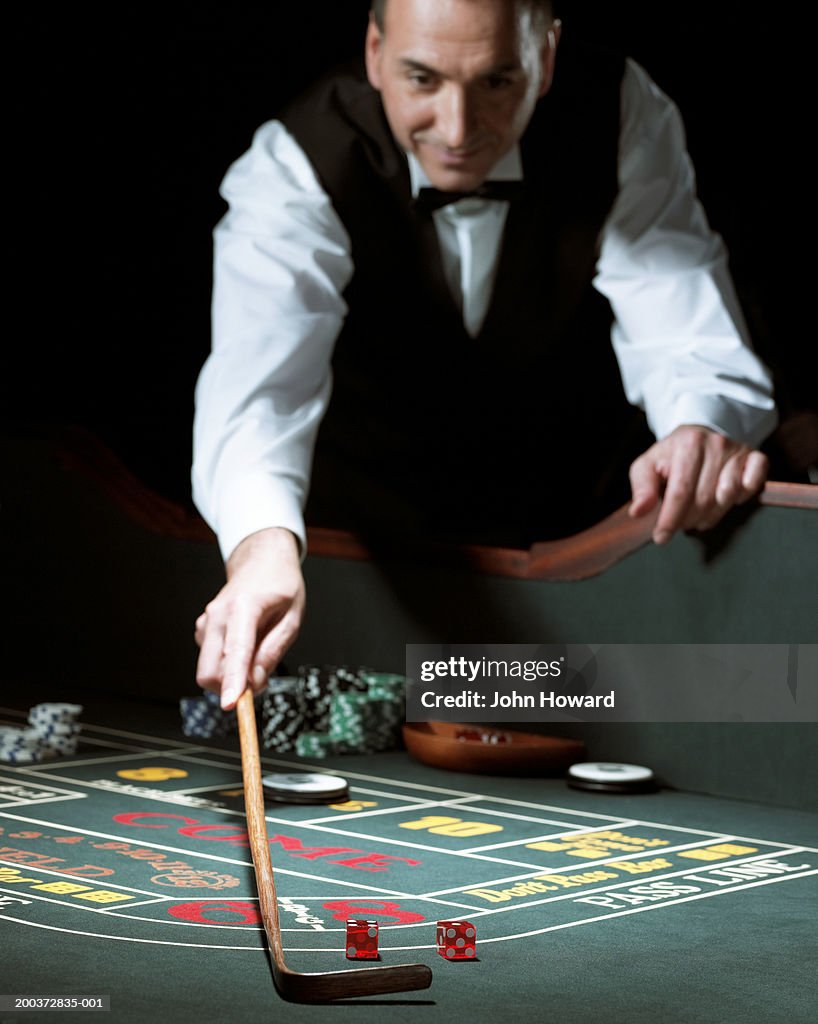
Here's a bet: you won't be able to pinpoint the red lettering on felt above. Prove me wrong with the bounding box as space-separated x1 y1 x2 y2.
113 813 199 829
57 864 114 878
177 824 250 846
101 820 415 875
0 849 64 866
323 900 426 924
168 901 261 925
267 835 361 860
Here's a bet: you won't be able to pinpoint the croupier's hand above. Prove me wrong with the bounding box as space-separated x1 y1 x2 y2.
194 527 305 710
628 424 769 545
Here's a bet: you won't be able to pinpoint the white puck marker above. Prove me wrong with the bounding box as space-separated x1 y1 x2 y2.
568 762 655 784
261 772 349 799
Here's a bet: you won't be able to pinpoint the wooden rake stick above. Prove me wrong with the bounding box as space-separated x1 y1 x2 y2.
236 688 433 1002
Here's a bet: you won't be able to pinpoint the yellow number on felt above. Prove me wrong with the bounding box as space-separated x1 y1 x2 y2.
400 816 502 837
117 767 189 782
329 801 378 812
32 881 92 894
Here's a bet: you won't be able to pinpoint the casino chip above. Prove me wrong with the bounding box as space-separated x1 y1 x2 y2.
261 772 349 804
261 678 306 753
179 690 256 739
260 667 405 758
567 762 657 794
0 704 83 764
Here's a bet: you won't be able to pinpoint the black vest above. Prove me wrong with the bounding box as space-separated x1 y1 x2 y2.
280 40 652 547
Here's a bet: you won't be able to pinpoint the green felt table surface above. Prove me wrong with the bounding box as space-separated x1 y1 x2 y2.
0 693 816 1024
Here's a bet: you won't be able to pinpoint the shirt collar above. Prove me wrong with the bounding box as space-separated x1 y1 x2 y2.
407 147 523 198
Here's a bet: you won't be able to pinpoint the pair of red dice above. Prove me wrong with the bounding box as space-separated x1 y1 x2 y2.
345 918 477 960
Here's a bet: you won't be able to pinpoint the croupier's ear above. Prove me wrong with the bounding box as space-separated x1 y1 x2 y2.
366 12 385 91
538 18 562 98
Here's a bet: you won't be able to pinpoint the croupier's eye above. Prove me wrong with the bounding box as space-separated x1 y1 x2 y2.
408 71 437 89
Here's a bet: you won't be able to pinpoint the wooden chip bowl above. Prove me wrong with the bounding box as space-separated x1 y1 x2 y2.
402 721 586 775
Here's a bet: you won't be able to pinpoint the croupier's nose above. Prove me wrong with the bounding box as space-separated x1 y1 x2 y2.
436 85 478 150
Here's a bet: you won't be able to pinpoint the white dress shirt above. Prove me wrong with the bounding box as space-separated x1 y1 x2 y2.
193 58 777 561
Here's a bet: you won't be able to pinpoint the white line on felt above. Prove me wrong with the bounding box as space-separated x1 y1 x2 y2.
454 867 818 943
4 712 815 864
166 783 245 795
457 820 644 853
0 772 252 814
303 800 460 825
91 909 260 930
0 913 267 951
0 794 87 809
458 832 740 861
172 782 437 806
96 893 482 929
0 778 479 837
96 895 174 911
10 868 811 956
0 811 254 868
0 768 627 857
430 797 627 828
0 711 628 818
0 777 584 879
0 766 621 872
419 848 815 905
0 810 432 899
239 818 547 871
0 775 87 796
0 888 163 919
0 862 173 900
13 749 199 772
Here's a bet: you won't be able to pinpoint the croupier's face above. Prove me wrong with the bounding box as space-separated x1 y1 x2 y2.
366 0 559 191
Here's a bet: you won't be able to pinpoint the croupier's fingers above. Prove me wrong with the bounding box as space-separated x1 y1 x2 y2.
736 449 769 501
698 449 769 530
252 612 303 692
219 602 260 711
628 448 665 519
195 611 227 696
252 586 306 694
652 441 704 545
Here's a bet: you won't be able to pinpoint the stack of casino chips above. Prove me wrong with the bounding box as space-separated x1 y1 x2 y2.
0 703 83 764
179 668 405 757
263 667 405 758
261 677 308 752
179 689 240 738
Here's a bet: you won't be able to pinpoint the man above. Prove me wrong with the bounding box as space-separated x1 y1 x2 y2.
192 0 776 709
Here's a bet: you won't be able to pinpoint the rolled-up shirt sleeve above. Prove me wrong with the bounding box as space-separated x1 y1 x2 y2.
595 59 777 448
192 121 353 561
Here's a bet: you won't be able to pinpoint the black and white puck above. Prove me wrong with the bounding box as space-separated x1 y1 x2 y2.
261 772 349 804
567 762 656 794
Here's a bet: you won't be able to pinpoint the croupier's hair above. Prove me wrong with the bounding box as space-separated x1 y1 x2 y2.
371 0 556 37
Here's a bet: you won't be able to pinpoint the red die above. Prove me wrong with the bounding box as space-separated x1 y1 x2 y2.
436 920 477 959
346 918 379 960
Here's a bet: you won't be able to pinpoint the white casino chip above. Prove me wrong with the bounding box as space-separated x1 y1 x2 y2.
261 772 349 799
568 762 655 784
566 762 657 793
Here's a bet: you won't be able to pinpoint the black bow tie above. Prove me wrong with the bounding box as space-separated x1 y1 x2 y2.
412 180 525 215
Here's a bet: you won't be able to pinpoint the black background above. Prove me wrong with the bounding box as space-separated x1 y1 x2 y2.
5 1 809 508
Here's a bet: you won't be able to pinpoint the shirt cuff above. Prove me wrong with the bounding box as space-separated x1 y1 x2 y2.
214 471 307 564
652 393 778 449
